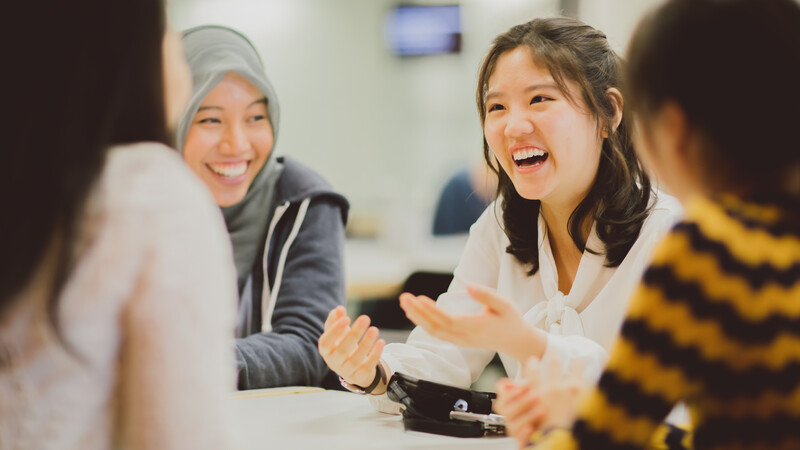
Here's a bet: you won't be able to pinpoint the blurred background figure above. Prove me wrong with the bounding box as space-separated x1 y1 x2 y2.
433 160 496 235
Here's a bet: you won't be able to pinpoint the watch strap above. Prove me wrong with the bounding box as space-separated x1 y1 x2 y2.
339 362 387 395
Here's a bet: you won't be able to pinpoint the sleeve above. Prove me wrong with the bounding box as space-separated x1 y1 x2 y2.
371 205 504 413
234 196 347 389
538 229 699 449
540 334 608 384
117 156 239 449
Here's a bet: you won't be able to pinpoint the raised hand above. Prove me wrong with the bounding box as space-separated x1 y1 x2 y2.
317 306 385 389
398 284 546 363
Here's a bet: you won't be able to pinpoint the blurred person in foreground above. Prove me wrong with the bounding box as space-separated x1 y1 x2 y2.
0 1 240 448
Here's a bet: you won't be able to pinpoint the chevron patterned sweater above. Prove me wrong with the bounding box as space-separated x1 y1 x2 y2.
539 194 800 449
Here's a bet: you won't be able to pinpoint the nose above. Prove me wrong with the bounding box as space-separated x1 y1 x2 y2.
504 109 534 138
219 123 250 156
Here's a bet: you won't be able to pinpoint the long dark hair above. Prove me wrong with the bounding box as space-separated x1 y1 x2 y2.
626 0 800 200
476 17 652 275
1 1 171 332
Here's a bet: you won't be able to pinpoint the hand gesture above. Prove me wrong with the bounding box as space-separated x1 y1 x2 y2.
399 284 545 363
317 306 385 388
495 351 586 448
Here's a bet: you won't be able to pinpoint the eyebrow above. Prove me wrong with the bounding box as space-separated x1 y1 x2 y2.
485 83 560 102
196 98 268 112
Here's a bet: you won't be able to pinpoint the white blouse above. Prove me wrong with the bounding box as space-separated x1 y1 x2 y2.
373 192 682 413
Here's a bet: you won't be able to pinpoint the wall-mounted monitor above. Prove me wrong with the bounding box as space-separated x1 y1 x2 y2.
385 4 462 56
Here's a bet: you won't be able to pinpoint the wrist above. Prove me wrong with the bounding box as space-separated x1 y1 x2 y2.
339 360 390 395
508 326 546 363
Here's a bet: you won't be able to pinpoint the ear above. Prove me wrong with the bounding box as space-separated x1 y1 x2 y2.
603 87 624 137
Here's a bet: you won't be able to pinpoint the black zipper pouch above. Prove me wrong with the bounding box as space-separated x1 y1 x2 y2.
386 372 505 438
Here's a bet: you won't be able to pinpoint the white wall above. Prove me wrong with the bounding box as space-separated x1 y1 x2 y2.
576 0 663 53
166 0 660 245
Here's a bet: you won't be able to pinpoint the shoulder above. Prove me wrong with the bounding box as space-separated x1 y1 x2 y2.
275 156 349 220
101 142 222 225
639 190 684 239
275 157 344 202
467 199 508 249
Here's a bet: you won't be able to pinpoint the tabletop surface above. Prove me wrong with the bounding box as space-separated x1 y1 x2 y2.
232 388 515 449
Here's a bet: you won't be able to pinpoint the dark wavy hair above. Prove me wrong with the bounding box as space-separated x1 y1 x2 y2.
476 17 652 275
1 0 171 333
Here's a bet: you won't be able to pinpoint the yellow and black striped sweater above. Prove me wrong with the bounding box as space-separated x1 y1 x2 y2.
540 195 800 449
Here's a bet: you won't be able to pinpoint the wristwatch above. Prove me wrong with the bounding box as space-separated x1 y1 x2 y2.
339 362 387 395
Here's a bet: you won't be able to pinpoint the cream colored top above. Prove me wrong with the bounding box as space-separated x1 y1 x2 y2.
373 192 682 413
0 143 239 450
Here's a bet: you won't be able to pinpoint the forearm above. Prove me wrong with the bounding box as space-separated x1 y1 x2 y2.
236 331 329 389
504 326 548 364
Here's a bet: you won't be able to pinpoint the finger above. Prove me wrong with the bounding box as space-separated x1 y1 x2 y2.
403 306 466 344
400 295 448 329
324 305 346 329
500 391 540 425
402 295 458 330
352 338 386 382
317 315 351 355
512 424 534 449
494 378 516 400
526 405 547 431
466 284 514 315
334 315 371 355
494 385 518 413
506 408 545 447
341 326 380 372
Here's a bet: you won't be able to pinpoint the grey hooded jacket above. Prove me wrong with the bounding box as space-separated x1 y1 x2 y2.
235 156 348 389
179 25 348 389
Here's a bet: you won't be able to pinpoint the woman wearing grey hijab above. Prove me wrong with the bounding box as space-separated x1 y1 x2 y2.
177 25 349 389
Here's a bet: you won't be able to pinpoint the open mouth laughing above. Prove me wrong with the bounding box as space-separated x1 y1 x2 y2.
512 147 548 168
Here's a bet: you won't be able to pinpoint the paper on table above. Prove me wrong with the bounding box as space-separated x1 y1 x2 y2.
231 386 324 400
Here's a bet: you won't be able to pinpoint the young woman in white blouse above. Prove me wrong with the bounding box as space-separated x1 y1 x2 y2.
0 1 238 448
319 17 681 410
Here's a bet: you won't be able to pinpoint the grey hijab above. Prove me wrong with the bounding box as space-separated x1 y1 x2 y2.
177 25 284 290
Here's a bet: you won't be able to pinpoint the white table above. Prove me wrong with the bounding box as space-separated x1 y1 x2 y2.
232 388 515 449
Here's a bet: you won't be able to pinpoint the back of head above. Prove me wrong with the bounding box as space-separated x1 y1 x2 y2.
2 1 170 314
627 0 800 197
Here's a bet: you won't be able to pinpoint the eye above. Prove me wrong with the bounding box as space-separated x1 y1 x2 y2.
488 103 505 112
530 96 550 105
197 117 221 125
249 114 267 123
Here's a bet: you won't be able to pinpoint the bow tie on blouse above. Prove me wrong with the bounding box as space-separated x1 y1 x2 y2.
524 215 608 337
527 291 584 336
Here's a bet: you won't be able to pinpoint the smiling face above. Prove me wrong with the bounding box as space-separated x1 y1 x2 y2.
483 47 603 208
183 72 273 207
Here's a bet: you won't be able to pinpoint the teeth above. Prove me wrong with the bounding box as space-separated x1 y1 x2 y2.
512 148 546 160
208 162 247 178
